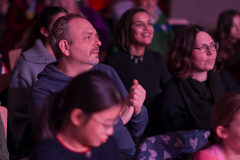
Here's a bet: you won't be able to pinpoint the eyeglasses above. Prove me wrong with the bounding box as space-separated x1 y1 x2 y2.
193 43 219 53
91 116 120 133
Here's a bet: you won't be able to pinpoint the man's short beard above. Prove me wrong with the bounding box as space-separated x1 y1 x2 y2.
89 55 99 65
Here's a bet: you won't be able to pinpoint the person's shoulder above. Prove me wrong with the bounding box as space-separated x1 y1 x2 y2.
29 139 67 160
13 55 32 70
93 64 117 73
99 136 118 149
194 149 220 160
146 49 166 61
94 63 113 70
217 69 240 92
106 51 127 62
218 69 232 79
148 77 178 102
92 136 121 159
11 55 40 78
147 49 161 55
36 138 58 147
163 77 178 90
29 139 59 155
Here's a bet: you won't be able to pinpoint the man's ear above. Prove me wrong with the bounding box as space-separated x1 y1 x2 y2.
59 40 70 56
40 27 50 37
216 126 228 139
70 108 85 126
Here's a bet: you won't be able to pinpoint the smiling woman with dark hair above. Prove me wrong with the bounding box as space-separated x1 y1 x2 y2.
106 8 171 107
146 24 240 137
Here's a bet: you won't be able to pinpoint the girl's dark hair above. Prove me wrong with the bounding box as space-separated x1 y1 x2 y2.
166 24 222 79
114 8 148 52
192 93 240 159
21 6 68 52
34 71 123 141
215 9 240 59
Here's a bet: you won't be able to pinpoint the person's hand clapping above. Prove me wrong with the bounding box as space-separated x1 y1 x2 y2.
129 79 146 115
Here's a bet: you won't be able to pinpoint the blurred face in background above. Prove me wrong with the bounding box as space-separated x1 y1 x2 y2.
229 14 240 43
130 12 154 47
46 12 67 36
135 0 158 13
222 111 240 155
54 0 77 13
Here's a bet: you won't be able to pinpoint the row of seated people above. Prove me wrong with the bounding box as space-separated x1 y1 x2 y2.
0 0 174 70
3 5 240 160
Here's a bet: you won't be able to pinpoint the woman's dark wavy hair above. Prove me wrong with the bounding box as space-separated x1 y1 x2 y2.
215 9 240 58
114 8 148 52
191 93 240 159
166 24 222 79
34 71 123 141
20 6 68 52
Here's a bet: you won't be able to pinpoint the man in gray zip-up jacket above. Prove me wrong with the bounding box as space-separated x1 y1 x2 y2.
29 13 148 157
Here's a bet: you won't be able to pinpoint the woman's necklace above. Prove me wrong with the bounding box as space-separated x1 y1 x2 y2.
130 54 144 64
85 149 92 158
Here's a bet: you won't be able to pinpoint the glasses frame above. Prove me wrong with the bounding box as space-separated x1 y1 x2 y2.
193 43 219 54
91 116 120 133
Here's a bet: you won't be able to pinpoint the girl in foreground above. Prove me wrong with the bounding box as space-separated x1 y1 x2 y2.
194 93 240 160
29 71 123 160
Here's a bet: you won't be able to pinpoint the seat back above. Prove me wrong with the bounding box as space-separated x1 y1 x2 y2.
134 130 210 160
0 73 11 94
0 106 7 139
8 48 22 71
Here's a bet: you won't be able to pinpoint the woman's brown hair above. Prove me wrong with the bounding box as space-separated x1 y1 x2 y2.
166 24 222 79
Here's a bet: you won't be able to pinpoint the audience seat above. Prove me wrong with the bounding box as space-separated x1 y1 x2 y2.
8 48 22 71
0 106 7 139
133 130 209 160
0 73 10 94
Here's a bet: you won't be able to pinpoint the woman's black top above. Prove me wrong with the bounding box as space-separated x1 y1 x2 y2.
145 70 240 137
106 49 171 106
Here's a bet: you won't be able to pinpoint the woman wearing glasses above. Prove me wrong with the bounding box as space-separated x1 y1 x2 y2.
146 24 240 137
29 71 123 160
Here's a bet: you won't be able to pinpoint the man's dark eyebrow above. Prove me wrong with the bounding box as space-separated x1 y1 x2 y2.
83 32 99 38
133 19 152 24
96 34 99 39
133 21 143 24
83 32 94 35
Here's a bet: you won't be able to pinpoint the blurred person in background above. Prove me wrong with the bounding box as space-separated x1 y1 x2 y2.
0 0 9 41
0 0 45 70
216 9 240 86
8 6 67 146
